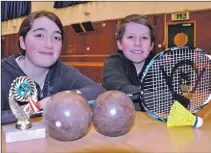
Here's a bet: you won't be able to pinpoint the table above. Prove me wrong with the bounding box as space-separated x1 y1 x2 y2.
2 102 211 153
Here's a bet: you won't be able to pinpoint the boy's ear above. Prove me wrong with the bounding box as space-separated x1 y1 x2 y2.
117 40 123 50
19 36 26 50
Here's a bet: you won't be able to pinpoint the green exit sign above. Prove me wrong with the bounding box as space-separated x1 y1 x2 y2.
172 12 189 21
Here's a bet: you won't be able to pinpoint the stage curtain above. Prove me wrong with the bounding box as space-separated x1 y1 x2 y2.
1 1 31 21
54 1 87 8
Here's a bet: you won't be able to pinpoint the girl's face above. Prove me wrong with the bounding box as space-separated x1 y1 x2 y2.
19 16 62 68
117 22 154 63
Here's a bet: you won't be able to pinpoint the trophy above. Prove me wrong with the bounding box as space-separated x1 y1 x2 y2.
3 76 46 143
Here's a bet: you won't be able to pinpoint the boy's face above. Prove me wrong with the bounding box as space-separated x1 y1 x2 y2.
117 22 154 63
19 16 62 68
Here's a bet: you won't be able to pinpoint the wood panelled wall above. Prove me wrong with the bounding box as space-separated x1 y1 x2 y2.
1 33 19 57
191 10 211 52
61 20 118 55
2 10 211 83
154 9 211 53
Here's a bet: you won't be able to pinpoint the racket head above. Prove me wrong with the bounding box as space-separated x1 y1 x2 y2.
140 46 211 122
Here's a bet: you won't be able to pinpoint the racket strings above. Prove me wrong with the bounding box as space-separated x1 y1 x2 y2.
142 48 211 119
190 51 211 111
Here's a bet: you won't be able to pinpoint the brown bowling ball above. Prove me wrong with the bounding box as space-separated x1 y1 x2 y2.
92 90 136 137
43 91 92 141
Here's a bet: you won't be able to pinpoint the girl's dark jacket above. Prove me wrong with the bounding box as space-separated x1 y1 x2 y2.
1 55 105 124
103 50 155 111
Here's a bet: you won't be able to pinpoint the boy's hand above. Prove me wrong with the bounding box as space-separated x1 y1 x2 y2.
37 96 51 110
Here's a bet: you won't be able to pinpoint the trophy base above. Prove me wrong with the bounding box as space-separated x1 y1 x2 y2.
3 122 46 143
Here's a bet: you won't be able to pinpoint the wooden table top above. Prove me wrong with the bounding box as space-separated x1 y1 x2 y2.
2 102 211 153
